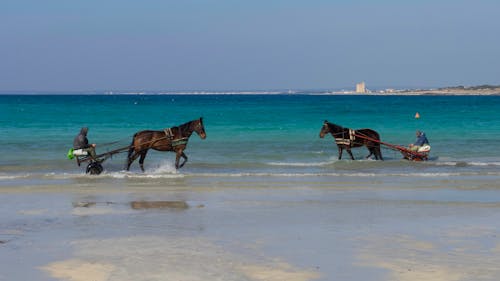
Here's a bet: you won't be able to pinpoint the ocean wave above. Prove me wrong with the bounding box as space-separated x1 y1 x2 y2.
469 162 500 166
187 172 469 178
61 170 183 179
0 171 184 181
0 174 30 180
433 161 500 167
148 161 178 174
103 172 184 179
265 158 410 168
3 157 500 182
2 171 500 182
267 161 335 167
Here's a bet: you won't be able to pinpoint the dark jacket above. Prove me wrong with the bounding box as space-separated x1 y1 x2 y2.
414 133 429 146
73 127 90 149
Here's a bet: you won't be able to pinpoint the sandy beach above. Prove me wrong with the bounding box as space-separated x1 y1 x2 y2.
2 173 500 281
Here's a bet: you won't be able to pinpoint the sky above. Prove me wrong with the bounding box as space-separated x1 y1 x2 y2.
1 0 499 92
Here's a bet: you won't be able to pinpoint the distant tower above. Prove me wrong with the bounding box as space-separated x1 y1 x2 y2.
356 82 366 93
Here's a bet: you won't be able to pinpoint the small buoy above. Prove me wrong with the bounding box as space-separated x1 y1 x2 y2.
415 112 420 119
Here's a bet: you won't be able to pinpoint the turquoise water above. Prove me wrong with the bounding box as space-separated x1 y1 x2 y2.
1 94 500 182
2 94 500 281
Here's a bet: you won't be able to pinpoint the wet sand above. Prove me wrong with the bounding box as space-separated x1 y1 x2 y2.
2 176 500 280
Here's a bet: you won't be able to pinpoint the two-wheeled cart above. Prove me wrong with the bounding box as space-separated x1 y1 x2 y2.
67 145 131 175
354 133 430 161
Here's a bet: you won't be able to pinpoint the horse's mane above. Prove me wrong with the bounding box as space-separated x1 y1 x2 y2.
325 121 344 132
177 119 201 135
178 120 192 129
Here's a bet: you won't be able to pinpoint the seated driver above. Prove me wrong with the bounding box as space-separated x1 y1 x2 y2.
409 130 430 152
73 127 97 160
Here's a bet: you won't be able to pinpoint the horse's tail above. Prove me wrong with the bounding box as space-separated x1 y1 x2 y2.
127 134 137 159
126 133 137 168
371 130 384 160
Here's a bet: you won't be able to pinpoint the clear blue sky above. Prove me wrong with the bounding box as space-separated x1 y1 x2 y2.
1 0 499 91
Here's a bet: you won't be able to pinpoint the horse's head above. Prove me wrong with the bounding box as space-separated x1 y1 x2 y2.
319 120 330 138
192 117 206 139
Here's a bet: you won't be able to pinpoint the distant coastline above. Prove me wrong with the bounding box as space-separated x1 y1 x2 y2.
1 85 500 96
397 84 500 95
331 84 500 96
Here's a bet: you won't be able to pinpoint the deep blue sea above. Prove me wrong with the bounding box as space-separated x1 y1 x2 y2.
1 94 500 184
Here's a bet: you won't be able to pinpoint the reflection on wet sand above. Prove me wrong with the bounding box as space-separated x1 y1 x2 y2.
130 200 189 210
71 200 190 210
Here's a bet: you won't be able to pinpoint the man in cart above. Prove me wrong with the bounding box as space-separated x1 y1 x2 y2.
409 130 430 152
73 127 97 160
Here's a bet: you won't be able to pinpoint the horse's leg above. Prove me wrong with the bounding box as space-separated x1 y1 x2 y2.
126 151 140 171
376 145 384 161
175 151 181 169
347 148 355 160
366 146 374 159
126 138 137 171
138 150 148 172
179 151 188 168
338 146 343 160
175 150 188 169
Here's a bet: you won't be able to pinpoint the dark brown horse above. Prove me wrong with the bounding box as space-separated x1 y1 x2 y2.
319 120 383 160
126 118 206 171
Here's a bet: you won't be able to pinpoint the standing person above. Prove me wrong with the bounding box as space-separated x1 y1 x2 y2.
409 130 429 152
73 127 97 160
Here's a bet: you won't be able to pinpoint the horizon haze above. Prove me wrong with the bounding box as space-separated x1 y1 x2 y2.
1 0 499 92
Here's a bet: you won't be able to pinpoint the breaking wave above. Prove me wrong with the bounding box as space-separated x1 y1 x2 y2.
432 161 500 167
267 161 335 167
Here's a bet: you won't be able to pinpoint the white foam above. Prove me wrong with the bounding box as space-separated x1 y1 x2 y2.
187 172 466 178
44 172 90 179
469 162 500 166
31 171 185 180
149 161 178 174
0 174 30 180
408 172 462 177
435 161 463 166
433 161 500 167
114 173 184 179
89 170 184 179
105 161 183 178
37 161 182 179
267 161 334 167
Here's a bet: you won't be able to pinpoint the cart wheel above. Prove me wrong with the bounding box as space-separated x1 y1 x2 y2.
86 162 103 175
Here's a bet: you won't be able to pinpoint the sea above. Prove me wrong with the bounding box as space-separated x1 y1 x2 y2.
2 93 500 281
1 94 500 183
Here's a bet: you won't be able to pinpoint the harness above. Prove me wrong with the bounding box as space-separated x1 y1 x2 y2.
163 128 189 148
164 128 174 140
334 129 356 146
